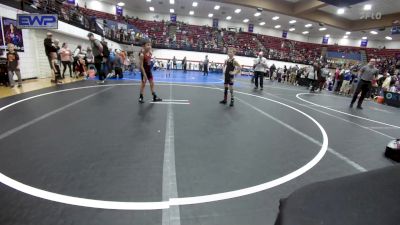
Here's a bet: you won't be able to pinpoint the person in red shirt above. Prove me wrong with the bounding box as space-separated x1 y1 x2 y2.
139 39 162 103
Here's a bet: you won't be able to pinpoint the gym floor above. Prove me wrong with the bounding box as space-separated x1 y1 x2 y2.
0 70 398 225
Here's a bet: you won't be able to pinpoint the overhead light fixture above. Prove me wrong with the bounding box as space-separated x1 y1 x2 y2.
272 16 279 20
343 35 348 38
208 13 213 18
363 4 372 11
243 18 249 23
289 28 295 31
259 22 265 26
319 27 327 31
146 0 151 2
254 12 261 17
362 36 368 40
170 8 174 13
370 30 378 35
325 34 330 37
385 36 392 40
226 16 232 20
345 31 351 35
305 24 312 28
289 20 296 24
337 8 345 14
149 6 154 11
234 9 241 13
117 2 125 6
192 2 198 7
169 0 174 4
214 5 220 10
275 25 281 28
189 10 194 15
302 31 309 34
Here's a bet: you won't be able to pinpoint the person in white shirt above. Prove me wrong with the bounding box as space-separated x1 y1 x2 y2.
253 52 268 90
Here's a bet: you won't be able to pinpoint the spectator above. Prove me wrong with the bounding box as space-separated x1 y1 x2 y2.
6 43 22 88
60 42 72 78
87 33 104 84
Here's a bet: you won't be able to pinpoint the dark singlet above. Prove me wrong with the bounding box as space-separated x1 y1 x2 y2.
225 58 235 85
142 52 153 80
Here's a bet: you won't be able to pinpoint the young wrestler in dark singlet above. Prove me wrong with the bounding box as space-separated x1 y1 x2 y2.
220 48 240 107
139 40 162 103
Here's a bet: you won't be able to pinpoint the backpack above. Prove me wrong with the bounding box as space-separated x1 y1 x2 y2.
101 42 110 57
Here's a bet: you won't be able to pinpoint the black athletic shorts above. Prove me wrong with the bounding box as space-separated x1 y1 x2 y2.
141 71 154 81
224 74 234 85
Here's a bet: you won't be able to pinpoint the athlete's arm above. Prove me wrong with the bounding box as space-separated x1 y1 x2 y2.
230 60 241 75
139 53 148 80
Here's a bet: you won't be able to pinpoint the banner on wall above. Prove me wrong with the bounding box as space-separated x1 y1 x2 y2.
391 26 400 35
2 17 24 52
0 18 4 48
322 36 329 44
17 14 58 29
212 18 219 28
360 39 368 47
282 30 288 38
248 24 254 33
116 6 123 16
170 13 177 22
67 0 75 4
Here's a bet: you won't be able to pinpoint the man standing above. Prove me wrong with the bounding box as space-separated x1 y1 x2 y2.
253 52 268 90
203 55 209 76
43 32 57 80
87 33 104 84
350 59 379 109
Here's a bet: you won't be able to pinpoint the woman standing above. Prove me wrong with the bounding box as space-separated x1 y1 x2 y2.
60 43 72 78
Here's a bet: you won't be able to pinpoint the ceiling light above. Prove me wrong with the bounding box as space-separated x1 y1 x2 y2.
370 30 378 35
169 0 174 4
234 9 241 13
192 2 198 7
226 16 232 20
325 34 330 37
208 13 213 18
362 36 367 40
254 12 261 17
345 31 351 35
214 5 220 10
275 25 281 28
149 6 154 11
302 31 309 34
272 16 279 20
289 20 296 24
385 36 392 40
337 8 345 14
243 18 249 23
146 0 151 2
259 22 265 26
305 24 312 28
117 2 125 6
189 10 194 15
343 35 348 39
170 8 174 13
319 27 327 31
289 28 295 31
363 4 372 11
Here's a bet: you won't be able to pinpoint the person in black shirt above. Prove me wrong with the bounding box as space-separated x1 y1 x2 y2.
6 43 22 88
220 48 240 107
43 32 56 69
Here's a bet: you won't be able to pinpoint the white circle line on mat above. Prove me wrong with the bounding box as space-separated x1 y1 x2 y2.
0 83 328 210
296 93 400 129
